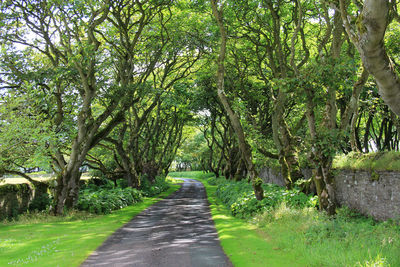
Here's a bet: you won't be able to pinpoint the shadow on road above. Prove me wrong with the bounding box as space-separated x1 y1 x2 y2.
81 179 232 267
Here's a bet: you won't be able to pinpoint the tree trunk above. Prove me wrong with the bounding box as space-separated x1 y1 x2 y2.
305 83 337 215
272 90 303 189
340 0 400 116
341 68 369 132
343 69 369 151
54 159 83 215
211 0 263 200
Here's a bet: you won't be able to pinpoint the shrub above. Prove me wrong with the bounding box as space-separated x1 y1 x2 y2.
77 187 143 214
207 177 217 185
215 179 316 219
28 193 51 212
81 177 114 190
76 175 172 214
140 175 170 197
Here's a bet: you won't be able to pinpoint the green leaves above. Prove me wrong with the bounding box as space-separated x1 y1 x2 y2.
0 94 54 172
77 175 170 214
215 178 316 219
77 186 143 214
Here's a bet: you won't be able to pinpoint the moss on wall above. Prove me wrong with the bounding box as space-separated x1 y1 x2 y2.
333 151 400 172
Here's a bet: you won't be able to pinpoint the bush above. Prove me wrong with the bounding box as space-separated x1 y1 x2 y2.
140 175 170 197
81 177 114 190
77 175 170 214
215 179 316 219
77 187 143 214
207 177 217 185
28 193 51 212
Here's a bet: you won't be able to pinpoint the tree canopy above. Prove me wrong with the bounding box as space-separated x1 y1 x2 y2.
1 0 400 215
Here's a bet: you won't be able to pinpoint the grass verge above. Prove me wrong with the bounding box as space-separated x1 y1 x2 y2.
0 183 181 267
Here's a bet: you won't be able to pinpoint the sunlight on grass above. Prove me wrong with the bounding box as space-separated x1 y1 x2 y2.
253 202 400 267
1 172 91 185
0 184 181 267
356 255 389 267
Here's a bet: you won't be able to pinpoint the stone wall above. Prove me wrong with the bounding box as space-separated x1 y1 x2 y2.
258 168 286 187
259 167 400 221
0 183 33 220
0 182 51 220
335 170 400 220
258 167 312 187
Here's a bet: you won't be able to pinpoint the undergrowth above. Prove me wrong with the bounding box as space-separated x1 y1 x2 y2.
77 175 169 214
77 187 143 214
252 204 400 266
214 178 317 218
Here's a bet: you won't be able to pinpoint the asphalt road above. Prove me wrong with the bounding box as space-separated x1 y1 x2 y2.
81 178 233 267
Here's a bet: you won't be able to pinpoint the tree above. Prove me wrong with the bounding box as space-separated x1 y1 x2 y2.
211 0 263 200
227 0 309 189
0 0 174 214
339 0 400 116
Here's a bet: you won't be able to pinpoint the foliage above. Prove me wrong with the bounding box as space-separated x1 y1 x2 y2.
215 178 316 219
174 128 209 171
77 186 143 214
28 192 51 212
1 0 400 219
207 176 217 185
0 93 54 173
140 175 170 197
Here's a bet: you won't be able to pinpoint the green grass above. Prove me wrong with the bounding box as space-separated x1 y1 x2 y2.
169 171 400 267
253 205 400 266
334 151 400 171
0 183 181 267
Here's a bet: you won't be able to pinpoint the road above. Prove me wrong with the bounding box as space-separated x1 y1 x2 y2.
81 178 233 267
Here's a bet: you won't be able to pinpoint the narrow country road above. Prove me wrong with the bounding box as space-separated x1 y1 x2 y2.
81 178 233 267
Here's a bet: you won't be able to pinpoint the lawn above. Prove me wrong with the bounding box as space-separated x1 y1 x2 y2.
0 183 181 267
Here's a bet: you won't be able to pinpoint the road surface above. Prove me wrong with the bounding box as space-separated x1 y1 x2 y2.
81 178 233 267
